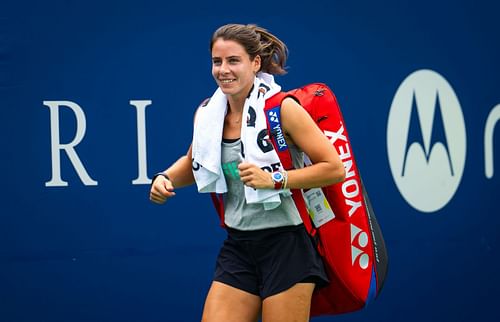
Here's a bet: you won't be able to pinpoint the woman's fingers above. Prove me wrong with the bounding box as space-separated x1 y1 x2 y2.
238 162 273 189
150 177 176 204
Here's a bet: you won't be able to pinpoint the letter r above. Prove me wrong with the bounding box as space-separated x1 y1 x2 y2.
43 101 98 187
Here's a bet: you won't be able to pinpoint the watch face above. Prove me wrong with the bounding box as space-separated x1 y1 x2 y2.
272 172 284 182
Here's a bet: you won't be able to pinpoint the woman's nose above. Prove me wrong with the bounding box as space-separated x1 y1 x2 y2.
220 61 230 74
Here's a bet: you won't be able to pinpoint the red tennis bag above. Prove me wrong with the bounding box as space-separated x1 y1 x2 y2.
263 83 388 316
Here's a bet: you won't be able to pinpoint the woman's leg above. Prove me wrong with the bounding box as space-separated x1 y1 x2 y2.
201 281 262 322
261 282 315 322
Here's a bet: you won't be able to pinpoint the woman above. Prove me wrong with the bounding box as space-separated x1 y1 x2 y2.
150 24 345 322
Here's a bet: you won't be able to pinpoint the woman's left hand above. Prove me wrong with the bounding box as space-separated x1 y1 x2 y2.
238 162 274 189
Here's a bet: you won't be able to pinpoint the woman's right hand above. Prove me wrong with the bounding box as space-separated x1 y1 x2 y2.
150 176 176 204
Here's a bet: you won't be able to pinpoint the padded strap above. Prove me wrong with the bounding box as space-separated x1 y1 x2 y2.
264 92 317 237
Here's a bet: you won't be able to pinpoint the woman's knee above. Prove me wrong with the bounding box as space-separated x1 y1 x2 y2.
202 281 261 322
261 283 315 322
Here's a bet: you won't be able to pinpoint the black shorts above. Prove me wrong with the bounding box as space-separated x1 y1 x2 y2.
213 224 329 299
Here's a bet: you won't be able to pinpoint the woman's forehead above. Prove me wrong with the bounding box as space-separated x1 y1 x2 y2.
211 39 247 56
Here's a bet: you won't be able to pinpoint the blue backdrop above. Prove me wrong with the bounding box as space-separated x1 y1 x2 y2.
1 0 499 321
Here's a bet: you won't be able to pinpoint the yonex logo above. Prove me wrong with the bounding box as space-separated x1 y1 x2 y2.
351 224 369 269
387 69 467 212
266 108 287 151
324 122 368 268
268 111 279 123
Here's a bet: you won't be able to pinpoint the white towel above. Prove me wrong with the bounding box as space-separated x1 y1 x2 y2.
192 72 290 210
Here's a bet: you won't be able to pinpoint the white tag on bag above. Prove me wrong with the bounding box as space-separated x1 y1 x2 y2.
303 188 336 227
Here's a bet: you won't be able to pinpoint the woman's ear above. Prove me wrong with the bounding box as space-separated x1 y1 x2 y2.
253 55 261 73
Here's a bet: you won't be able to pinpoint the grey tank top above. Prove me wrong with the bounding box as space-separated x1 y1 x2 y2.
221 138 303 230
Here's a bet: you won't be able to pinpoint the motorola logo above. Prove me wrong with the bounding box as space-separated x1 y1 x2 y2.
387 69 467 213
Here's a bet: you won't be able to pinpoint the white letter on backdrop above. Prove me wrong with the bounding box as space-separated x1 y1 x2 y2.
485 104 500 179
43 101 98 187
130 100 152 184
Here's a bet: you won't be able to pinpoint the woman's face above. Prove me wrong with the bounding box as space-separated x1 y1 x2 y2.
211 38 261 101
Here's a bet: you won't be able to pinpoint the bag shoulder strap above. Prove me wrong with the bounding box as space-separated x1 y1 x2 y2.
264 91 317 237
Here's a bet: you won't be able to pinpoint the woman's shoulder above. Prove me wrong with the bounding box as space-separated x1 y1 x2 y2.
280 96 308 120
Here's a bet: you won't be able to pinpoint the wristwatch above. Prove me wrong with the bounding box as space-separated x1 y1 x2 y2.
271 171 284 190
152 172 171 184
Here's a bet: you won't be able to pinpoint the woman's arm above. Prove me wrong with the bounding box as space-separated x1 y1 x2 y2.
280 97 345 189
149 145 195 204
238 97 345 190
150 103 205 204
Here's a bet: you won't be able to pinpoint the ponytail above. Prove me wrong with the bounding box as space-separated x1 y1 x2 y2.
252 25 288 75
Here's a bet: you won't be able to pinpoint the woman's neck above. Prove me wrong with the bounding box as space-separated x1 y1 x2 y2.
226 81 255 113
227 97 245 113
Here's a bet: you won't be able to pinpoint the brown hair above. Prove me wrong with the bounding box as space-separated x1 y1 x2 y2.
210 24 288 75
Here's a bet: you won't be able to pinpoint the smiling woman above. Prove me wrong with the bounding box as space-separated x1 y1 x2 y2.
211 38 259 108
149 23 345 322
209 24 288 139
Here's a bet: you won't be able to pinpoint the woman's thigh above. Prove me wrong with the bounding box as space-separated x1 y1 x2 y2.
202 281 262 322
261 282 315 322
